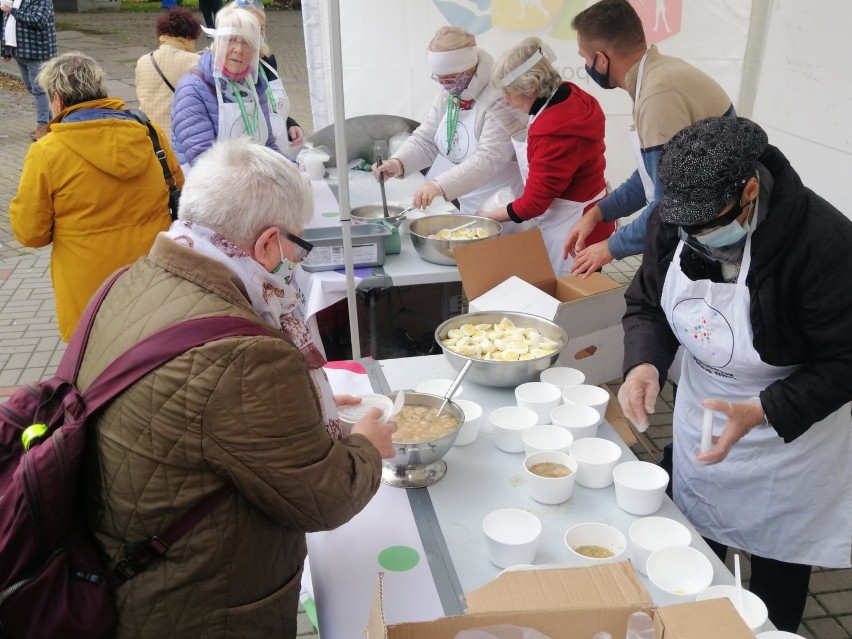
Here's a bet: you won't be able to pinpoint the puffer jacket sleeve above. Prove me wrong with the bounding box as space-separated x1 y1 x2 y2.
172 73 218 166
9 143 54 247
200 336 381 531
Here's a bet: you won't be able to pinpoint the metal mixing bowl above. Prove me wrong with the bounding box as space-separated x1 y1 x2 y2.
351 204 407 228
409 214 502 265
435 311 568 388
382 391 464 488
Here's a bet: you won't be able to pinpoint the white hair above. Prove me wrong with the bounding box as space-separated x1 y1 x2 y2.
493 37 561 99
178 139 313 246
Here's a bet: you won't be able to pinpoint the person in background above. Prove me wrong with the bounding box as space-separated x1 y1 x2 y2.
230 0 304 150
0 0 57 141
618 117 852 633
79 138 395 639
372 26 526 215
564 0 734 276
479 37 614 276
171 5 279 168
9 52 180 342
135 7 201 143
199 0 221 30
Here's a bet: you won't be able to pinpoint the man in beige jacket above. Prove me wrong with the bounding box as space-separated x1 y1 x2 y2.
80 138 396 638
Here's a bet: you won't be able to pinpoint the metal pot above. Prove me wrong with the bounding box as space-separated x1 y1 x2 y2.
408 214 502 265
351 204 407 228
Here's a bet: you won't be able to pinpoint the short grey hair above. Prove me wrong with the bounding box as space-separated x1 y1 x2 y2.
493 37 561 99
179 139 313 247
37 52 107 108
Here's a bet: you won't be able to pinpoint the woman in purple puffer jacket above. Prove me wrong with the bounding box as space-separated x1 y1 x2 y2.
171 4 279 168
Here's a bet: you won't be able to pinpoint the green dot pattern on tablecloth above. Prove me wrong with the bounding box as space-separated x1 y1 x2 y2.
378 546 420 571
322 211 339 218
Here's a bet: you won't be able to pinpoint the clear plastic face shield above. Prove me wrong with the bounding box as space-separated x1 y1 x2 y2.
211 11 261 84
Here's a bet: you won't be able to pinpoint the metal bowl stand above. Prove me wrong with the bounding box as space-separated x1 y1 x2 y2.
381 460 447 488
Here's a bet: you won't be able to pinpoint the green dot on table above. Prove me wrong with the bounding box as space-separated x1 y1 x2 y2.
322 211 339 218
378 546 420 571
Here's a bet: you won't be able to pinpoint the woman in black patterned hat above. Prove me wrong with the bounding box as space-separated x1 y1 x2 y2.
617 116 852 632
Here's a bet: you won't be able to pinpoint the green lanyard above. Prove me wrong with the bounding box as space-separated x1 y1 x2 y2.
259 65 277 114
230 79 260 137
445 94 461 153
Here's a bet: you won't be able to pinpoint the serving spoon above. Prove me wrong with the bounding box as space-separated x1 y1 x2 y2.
435 355 476 417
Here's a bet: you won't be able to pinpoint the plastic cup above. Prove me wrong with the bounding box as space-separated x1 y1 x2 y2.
697 585 769 633
568 437 622 488
564 522 627 566
539 366 585 389
561 384 611 421
452 399 482 446
514 382 562 425
416 378 463 399
646 546 714 601
522 425 574 456
336 393 393 437
482 509 541 568
627 516 692 576
612 461 670 515
550 403 601 440
490 406 538 453
524 451 578 504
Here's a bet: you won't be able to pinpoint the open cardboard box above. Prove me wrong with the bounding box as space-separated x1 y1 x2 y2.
367 562 754 639
454 229 627 386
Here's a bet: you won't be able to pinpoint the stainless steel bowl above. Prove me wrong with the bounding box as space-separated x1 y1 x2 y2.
409 214 502 265
382 391 464 488
435 311 568 388
351 204 407 228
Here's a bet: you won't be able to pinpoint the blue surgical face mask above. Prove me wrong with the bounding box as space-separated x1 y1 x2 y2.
693 219 749 248
585 51 615 90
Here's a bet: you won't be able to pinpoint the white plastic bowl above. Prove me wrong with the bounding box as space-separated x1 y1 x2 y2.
524 451 578 504
646 546 713 600
522 425 574 456
482 509 541 569
568 437 622 488
550 403 601 440
697 585 769 633
336 394 394 436
490 406 538 453
416 378 463 398
612 461 670 515
561 384 611 420
564 522 627 566
627 516 692 575
540 366 585 389
515 381 562 424
451 398 482 446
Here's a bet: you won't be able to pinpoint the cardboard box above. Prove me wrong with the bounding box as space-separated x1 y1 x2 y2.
367 562 754 639
454 229 627 386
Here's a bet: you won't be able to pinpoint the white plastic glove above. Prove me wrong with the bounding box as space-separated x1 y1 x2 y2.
617 364 660 432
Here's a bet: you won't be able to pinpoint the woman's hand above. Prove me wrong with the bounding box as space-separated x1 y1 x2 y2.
371 158 402 181
563 205 603 259
288 125 304 147
617 364 660 432
478 207 510 222
696 398 767 465
333 394 361 407
570 240 614 278
413 180 443 209
351 407 398 459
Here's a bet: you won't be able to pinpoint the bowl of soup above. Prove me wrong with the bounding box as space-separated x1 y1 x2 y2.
381 391 464 488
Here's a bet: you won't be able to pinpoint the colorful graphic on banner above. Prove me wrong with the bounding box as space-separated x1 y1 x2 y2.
431 0 681 43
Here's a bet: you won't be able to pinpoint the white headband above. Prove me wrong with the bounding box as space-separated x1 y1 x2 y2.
427 47 478 76
500 43 556 86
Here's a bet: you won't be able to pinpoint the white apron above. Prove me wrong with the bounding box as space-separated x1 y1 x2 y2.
215 78 270 145
510 90 606 277
425 99 523 215
661 228 852 567
628 51 655 204
260 59 291 149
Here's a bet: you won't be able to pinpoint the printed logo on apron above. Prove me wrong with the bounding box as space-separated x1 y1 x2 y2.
438 120 472 164
671 298 734 369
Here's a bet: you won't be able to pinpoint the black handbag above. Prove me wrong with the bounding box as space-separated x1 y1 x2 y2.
128 109 181 222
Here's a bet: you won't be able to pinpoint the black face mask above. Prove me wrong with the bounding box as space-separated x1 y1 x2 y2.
585 51 615 90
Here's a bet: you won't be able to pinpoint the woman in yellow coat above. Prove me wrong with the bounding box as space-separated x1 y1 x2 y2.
9 52 182 341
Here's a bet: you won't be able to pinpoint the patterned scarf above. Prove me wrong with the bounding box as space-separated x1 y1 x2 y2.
166 221 343 439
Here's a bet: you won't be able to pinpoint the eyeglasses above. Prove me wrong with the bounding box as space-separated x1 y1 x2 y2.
285 231 313 262
430 71 463 84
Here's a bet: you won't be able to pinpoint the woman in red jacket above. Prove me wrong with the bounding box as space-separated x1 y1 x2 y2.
480 37 615 276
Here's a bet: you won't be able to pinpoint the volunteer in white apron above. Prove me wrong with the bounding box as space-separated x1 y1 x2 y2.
618 117 852 633
479 38 614 277
372 27 525 215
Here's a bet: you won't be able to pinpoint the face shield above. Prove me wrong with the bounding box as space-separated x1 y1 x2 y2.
211 14 261 84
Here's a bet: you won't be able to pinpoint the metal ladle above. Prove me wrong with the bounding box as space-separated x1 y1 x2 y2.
435 355 476 417
376 155 390 218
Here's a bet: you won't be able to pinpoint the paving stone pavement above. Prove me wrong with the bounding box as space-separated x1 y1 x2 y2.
0 11 849 639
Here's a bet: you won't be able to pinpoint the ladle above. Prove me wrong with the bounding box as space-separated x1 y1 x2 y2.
445 219 477 235
376 155 390 218
435 356 475 417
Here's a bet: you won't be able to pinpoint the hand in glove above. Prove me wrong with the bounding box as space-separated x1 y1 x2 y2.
617 364 660 432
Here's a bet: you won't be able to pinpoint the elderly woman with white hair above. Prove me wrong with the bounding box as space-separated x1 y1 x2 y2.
479 37 615 276
372 26 526 214
171 4 279 168
78 138 396 639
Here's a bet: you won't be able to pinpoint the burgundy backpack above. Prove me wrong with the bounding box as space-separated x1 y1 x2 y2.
0 270 273 638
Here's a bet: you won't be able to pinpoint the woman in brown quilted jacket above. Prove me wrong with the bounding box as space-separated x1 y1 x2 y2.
78 138 396 639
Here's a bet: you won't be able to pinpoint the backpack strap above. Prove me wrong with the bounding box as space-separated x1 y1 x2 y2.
149 52 175 93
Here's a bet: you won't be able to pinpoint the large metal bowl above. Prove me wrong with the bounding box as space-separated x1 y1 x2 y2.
351 204 408 228
409 214 502 265
435 311 568 388
382 391 464 488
